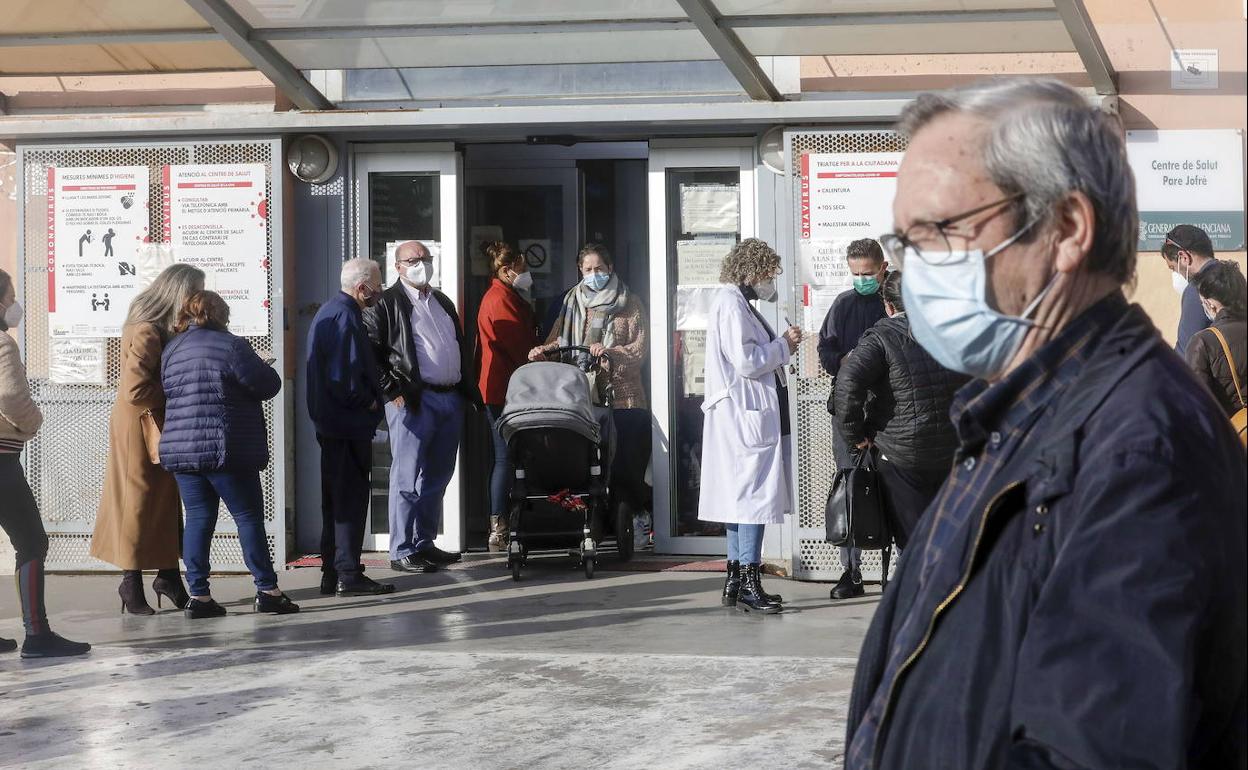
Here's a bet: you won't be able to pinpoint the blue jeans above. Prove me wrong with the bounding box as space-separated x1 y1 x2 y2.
176 470 277 596
726 523 765 564
385 390 464 559
485 404 512 517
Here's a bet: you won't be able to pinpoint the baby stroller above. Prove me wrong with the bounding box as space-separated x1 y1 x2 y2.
495 346 634 580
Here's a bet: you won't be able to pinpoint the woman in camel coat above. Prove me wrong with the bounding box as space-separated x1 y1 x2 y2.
90 264 204 614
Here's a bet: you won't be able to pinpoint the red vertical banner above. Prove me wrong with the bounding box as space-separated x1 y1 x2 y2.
161 165 172 242
800 152 811 241
46 167 56 312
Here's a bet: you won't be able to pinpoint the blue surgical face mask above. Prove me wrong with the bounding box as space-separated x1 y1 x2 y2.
582 272 610 292
902 221 1053 379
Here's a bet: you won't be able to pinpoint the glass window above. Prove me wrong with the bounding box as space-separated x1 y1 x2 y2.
665 168 740 538
368 172 439 282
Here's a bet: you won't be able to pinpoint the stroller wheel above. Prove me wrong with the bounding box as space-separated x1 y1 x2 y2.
615 499 635 562
584 554 595 580
510 557 522 582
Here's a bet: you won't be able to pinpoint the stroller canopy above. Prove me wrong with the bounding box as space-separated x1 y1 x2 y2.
497 362 601 445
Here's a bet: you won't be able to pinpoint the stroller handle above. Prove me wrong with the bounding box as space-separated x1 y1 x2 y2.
543 345 613 369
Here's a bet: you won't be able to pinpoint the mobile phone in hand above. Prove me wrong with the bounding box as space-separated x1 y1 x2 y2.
263 357 277 365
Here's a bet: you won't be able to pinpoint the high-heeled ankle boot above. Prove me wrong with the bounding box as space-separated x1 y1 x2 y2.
118 570 155 615
735 563 782 614
721 560 741 606
17 559 90 658
152 569 190 610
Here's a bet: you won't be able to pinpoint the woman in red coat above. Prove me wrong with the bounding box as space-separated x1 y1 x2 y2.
475 242 538 551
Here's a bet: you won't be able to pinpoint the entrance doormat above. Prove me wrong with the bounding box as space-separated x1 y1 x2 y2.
286 554 731 573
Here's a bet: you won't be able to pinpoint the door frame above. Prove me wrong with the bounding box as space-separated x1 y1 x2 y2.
350 145 466 554
648 141 758 556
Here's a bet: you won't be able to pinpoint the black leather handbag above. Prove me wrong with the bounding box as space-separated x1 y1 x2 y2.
825 450 888 550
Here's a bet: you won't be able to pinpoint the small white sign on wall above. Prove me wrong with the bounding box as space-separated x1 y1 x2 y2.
1171 49 1219 90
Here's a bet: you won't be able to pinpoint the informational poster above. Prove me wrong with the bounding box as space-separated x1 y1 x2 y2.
1126 130 1245 250
165 163 270 336
48 338 107 385
676 238 734 285
519 239 553 274
797 151 902 331
681 330 707 397
468 225 503 276
47 165 150 338
135 243 175 292
675 287 720 332
680 183 739 234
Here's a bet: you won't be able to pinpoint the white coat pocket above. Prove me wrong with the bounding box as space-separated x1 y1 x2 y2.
739 406 780 449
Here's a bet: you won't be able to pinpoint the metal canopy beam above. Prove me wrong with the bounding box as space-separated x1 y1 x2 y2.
1052 0 1117 94
182 0 333 110
674 0 782 101
0 30 219 47
255 19 694 40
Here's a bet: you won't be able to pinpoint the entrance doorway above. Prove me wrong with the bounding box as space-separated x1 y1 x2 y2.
460 142 651 550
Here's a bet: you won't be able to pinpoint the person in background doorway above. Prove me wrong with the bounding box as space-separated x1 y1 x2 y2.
846 78 1245 769
529 243 651 524
366 241 480 573
1162 224 1217 354
476 241 539 552
0 269 91 657
816 238 888 600
91 263 204 615
307 258 395 598
160 291 296 618
698 238 800 615
833 271 969 572
1187 259 1247 420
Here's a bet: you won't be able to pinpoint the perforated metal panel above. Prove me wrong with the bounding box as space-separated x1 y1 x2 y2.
16 140 286 572
786 130 906 583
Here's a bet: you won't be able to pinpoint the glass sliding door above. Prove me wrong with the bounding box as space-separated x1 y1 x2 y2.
353 146 463 553
649 144 756 555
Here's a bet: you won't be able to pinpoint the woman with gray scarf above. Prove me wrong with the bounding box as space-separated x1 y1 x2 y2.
529 243 650 517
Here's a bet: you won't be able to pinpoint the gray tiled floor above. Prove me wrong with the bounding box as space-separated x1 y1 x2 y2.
0 557 880 769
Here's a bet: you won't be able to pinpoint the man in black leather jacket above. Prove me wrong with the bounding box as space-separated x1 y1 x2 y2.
834 271 969 550
363 242 480 573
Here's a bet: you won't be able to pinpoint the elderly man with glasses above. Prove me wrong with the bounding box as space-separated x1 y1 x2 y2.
846 79 1246 769
365 241 480 574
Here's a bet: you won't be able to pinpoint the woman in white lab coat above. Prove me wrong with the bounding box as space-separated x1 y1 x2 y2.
698 238 801 614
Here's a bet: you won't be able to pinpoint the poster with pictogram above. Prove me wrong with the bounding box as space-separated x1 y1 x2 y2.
47 166 150 337
164 164 271 336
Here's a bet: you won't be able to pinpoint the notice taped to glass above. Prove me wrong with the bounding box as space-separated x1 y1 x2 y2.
46 166 150 338
164 164 270 336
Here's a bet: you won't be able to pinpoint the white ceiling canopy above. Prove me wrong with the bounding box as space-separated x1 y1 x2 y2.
0 0 1117 111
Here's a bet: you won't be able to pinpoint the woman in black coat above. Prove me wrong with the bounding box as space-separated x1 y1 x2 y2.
834 271 970 548
160 291 297 619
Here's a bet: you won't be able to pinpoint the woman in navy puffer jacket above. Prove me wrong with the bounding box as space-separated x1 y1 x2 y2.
160 290 298 618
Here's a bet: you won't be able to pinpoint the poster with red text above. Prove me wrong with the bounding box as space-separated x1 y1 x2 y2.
797 151 902 289
47 166 151 338
164 164 270 336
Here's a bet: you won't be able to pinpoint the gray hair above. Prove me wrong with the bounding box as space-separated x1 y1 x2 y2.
897 78 1136 284
125 263 206 339
340 258 379 292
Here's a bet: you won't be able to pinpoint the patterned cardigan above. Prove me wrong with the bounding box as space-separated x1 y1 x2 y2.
543 292 649 410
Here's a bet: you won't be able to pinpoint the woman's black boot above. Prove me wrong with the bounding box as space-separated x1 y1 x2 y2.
736 563 782 614
152 569 191 610
17 560 90 658
1 636 17 653
184 598 228 619
118 570 155 615
721 560 741 606
757 565 784 604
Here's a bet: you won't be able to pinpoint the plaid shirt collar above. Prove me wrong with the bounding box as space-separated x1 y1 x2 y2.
949 291 1128 457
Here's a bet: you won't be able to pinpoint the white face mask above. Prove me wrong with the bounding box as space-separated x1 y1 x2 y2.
402 261 432 288
753 278 778 303
902 220 1051 379
1171 269 1189 296
2 300 23 328
511 270 533 292
1203 301 1218 322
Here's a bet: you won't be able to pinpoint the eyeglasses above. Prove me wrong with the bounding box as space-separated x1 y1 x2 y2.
879 193 1024 267
396 257 432 267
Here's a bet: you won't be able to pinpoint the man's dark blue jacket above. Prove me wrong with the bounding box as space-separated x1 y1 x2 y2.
160 325 281 473
846 296 1246 769
818 287 887 377
306 291 384 440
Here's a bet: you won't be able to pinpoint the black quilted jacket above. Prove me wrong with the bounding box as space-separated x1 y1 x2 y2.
834 313 969 471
